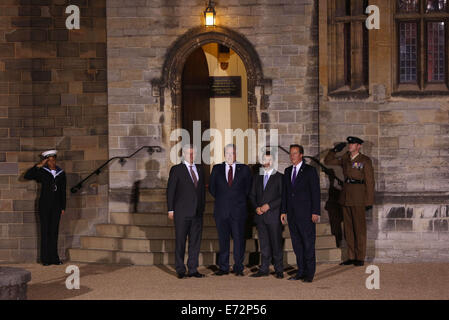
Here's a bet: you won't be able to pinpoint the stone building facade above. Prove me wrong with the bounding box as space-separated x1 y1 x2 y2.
0 0 447 263
0 0 108 262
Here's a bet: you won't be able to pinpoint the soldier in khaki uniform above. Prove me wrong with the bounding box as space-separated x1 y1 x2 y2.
324 136 375 266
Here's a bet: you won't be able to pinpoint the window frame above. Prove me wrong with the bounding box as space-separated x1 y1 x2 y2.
327 0 370 97
393 0 449 95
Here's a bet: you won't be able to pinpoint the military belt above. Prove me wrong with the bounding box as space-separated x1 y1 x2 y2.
345 178 365 184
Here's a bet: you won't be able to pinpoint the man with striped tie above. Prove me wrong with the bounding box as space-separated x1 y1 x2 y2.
167 144 206 279
249 151 284 278
281 144 321 283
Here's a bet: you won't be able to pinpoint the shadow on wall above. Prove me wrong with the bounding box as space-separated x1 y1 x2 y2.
130 159 165 213
17 171 42 264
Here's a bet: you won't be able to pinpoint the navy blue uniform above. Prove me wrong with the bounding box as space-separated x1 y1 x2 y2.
24 165 66 264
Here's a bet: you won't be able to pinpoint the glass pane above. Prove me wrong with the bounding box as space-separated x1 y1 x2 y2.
398 0 420 12
426 0 447 12
427 22 446 82
399 22 418 83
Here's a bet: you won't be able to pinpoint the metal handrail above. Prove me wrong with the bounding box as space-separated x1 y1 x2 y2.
267 146 344 186
70 146 162 193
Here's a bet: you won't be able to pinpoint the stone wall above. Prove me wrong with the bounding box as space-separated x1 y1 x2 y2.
0 0 108 263
319 0 449 262
106 0 319 213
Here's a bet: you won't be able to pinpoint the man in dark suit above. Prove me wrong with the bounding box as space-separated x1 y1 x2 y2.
249 151 284 279
167 144 206 279
24 150 66 266
209 144 252 276
281 144 321 283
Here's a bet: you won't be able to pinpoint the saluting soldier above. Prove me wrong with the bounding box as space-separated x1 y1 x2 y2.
324 137 374 266
24 150 66 266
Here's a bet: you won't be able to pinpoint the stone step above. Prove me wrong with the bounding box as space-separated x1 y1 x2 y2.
68 247 342 266
109 213 333 235
80 235 337 252
94 223 333 239
129 202 215 214
138 188 215 203
110 212 217 226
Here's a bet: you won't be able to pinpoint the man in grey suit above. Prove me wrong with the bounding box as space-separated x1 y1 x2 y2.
167 144 206 279
249 151 284 279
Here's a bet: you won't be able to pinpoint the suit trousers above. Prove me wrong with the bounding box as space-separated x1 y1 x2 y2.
256 220 283 273
174 215 203 274
39 206 61 264
342 206 366 261
288 219 316 279
215 216 246 273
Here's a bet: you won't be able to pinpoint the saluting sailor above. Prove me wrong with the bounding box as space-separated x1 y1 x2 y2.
324 137 375 266
24 150 66 266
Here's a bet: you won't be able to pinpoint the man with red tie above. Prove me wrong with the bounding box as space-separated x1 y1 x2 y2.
209 144 252 276
281 144 321 283
167 144 206 279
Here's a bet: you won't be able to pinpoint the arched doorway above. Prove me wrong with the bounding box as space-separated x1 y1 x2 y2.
181 43 250 181
153 26 272 180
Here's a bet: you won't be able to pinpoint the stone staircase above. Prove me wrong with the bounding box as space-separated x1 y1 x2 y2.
69 189 342 266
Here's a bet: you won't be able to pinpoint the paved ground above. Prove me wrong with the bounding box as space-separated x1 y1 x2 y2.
4 262 449 300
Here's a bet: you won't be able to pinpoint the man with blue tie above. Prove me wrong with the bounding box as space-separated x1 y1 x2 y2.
281 144 320 283
167 144 206 279
209 144 252 276
249 151 284 278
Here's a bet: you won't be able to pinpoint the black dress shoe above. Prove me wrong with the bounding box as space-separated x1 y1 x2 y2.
250 271 269 278
188 272 206 278
235 271 244 276
302 278 313 283
52 260 63 265
177 273 186 279
214 269 229 276
340 259 355 266
288 274 305 280
353 260 365 266
42 262 50 266
275 272 284 279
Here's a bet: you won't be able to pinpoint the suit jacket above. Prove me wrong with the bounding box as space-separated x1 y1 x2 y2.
249 170 283 224
166 163 206 219
281 163 320 222
209 162 252 220
24 165 66 212
324 151 375 206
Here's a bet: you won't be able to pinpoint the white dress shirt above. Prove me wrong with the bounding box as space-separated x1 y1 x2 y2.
225 162 236 182
264 168 274 177
291 161 303 180
184 160 198 182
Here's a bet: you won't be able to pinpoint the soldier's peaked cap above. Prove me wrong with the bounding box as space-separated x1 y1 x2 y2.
346 136 364 144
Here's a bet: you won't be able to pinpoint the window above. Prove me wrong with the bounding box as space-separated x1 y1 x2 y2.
328 0 369 95
395 0 449 92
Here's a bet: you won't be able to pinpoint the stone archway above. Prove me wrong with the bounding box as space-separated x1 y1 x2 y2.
152 26 271 172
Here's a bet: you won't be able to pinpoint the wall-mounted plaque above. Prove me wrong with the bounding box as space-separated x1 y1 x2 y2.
209 76 241 98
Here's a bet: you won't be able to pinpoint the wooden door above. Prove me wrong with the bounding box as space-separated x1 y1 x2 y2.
182 47 211 183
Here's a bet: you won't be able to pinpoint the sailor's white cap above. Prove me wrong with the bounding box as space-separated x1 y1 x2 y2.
41 150 57 158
